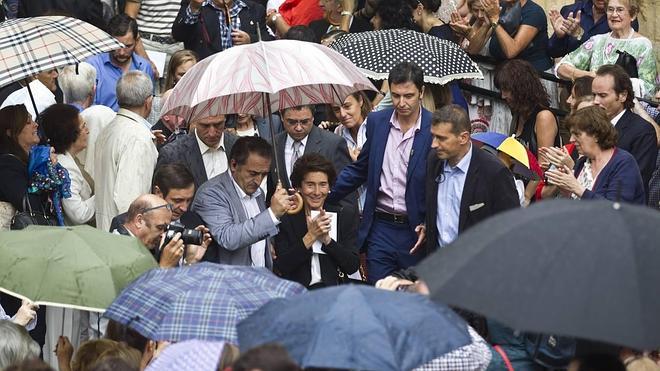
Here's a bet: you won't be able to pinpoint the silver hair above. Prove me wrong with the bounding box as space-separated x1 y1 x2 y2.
58 63 96 104
116 70 153 108
0 320 41 369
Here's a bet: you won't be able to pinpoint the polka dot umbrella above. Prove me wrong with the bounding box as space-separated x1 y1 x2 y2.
329 29 483 84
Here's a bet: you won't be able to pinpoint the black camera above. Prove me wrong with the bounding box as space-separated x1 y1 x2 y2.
163 221 203 246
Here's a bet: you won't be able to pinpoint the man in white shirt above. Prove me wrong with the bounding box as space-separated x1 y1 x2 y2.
94 71 159 231
0 69 58 119
157 114 238 189
192 136 295 267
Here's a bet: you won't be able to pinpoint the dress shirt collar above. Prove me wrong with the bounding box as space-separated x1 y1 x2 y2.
285 134 309 149
229 171 262 200
340 120 367 148
116 108 153 132
610 109 626 127
204 0 249 11
389 106 423 134
443 143 473 174
195 128 225 153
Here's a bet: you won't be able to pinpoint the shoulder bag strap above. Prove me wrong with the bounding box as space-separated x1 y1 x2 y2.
493 345 515 371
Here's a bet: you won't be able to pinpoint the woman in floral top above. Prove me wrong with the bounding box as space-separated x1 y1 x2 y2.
555 0 657 97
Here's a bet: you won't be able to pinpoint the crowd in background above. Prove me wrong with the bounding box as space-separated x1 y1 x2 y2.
0 0 659 369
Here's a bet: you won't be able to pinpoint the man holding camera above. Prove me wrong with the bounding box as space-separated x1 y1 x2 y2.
110 164 212 267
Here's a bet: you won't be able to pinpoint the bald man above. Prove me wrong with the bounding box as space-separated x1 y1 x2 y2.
114 194 184 269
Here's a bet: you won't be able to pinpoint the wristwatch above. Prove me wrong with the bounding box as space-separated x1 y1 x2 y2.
341 10 353 17
271 13 281 22
490 21 499 30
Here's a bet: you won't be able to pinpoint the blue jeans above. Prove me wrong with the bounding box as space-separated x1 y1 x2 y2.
366 219 423 283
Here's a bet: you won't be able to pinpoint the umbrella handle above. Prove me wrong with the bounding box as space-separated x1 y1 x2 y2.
287 192 304 214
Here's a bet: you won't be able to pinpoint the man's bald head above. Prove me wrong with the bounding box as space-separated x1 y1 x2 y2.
126 194 169 222
124 194 172 250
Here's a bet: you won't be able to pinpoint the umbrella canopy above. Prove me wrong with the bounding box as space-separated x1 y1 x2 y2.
0 16 124 88
160 39 377 123
416 199 660 350
0 225 157 312
237 285 470 371
471 132 529 168
329 29 483 84
146 340 226 371
104 262 306 343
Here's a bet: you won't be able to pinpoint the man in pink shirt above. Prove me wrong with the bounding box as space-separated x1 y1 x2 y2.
328 62 434 282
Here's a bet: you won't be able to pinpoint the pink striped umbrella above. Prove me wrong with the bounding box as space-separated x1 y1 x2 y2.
159 39 377 123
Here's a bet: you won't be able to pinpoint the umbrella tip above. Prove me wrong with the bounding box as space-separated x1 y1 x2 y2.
612 202 621 210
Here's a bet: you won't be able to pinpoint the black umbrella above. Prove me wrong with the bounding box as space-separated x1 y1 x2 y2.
329 29 483 84
416 199 660 350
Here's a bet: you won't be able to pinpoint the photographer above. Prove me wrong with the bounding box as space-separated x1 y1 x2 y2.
110 164 212 266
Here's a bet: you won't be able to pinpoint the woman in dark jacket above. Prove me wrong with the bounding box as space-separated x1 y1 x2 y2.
274 153 360 288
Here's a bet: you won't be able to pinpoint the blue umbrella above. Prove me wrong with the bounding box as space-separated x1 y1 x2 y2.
104 262 306 343
237 285 470 371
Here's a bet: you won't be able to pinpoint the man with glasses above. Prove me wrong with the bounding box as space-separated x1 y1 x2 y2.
269 105 351 197
86 14 155 111
112 194 185 269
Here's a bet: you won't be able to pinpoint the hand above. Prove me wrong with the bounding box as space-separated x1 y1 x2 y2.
545 164 584 197
189 0 204 12
539 146 574 170
349 147 361 162
159 232 184 268
318 121 338 131
549 9 567 38
231 29 251 45
409 224 426 254
565 10 583 39
341 0 357 13
449 11 472 36
184 225 212 264
270 184 295 217
305 210 332 244
265 10 278 27
152 130 166 145
13 299 38 326
375 276 414 291
480 0 500 23
56 336 74 371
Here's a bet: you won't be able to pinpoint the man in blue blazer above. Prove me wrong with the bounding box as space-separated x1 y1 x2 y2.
327 62 433 283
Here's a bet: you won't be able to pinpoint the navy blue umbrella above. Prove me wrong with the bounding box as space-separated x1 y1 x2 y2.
237 285 470 371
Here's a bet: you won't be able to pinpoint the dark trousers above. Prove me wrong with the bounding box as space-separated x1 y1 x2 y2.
366 219 423 283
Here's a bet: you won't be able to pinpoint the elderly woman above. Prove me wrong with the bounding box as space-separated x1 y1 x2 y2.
545 106 645 204
274 153 359 288
0 321 41 370
41 104 95 226
555 0 656 97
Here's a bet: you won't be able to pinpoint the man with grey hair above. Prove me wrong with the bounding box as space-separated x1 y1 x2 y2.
59 62 116 178
94 70 158 231
0 320 41 369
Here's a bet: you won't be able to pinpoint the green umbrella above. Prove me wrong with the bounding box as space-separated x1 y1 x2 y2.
0 225 157 312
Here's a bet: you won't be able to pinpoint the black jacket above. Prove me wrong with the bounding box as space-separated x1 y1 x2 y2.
172 0 271 60
0 153 50 214
615 110 658 193
425 145 520 252
274 203 360 288
18 0 106 30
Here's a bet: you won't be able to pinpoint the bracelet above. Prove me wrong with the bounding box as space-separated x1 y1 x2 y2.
341 10 353 17
490 21 498 30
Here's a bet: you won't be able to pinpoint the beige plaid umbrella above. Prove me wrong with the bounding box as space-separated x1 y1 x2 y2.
0 16 123 88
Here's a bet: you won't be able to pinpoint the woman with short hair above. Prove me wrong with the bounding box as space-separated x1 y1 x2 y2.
545 106 645 204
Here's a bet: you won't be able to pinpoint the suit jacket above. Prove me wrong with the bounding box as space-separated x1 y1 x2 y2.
274 203 360 287
172 0 272 60
157 131 238 189
615 110 658 193
425 144 520 252
268 125 352 197
191 171 277 268
327 108 434 250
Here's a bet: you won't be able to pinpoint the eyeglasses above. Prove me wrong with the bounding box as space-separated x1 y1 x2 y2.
606 6 627 14
284 118 313 127
141 203 173 214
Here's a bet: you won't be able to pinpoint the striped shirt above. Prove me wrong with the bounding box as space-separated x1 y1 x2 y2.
136 0 181 36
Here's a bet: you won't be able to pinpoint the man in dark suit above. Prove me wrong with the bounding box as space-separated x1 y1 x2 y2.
269 105 351 193
592 64 658 193
425 105 519 252
327 62 433 283
157 114 238 189
172 0 272 60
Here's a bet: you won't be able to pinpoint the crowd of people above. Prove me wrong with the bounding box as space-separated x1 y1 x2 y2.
1 0 660 369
